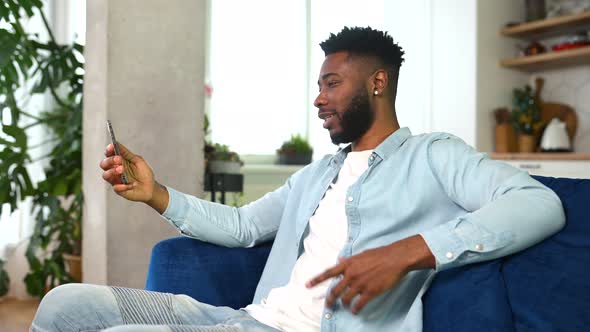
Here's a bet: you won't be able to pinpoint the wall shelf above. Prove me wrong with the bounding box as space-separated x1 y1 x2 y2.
500 46 590 71
501 10 590 40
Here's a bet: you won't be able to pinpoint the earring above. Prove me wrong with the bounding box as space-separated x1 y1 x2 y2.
374 90 379 96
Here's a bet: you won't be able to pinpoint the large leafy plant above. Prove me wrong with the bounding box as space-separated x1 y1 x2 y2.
0 0 83 297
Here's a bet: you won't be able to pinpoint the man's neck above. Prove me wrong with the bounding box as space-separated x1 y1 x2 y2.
352 112 400 151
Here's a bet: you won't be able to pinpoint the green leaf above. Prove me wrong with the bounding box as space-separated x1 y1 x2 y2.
0 30 19 69
2 124 27 150
24 271 44 297
52 179 67 196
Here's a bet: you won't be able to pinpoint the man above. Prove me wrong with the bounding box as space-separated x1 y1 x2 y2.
31 27 565 332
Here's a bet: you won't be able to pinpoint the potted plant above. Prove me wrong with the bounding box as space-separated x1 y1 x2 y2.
0 0 84 297
0 259 9 297
510 85 544 152
276 134 313 165
206 143 243 174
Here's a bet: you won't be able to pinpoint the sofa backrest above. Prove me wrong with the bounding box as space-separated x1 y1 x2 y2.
423 176 590 332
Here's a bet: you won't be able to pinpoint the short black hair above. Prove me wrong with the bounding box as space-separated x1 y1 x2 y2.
320 26 405 69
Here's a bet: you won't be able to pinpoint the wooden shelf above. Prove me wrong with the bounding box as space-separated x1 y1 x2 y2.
500 46 590 71
491 153 590 160
501 10 590 40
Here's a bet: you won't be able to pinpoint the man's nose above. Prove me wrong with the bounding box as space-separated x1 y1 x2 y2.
314 93 327 108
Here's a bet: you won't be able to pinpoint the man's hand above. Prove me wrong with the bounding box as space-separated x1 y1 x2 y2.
99 143 169 213
306 235 435 315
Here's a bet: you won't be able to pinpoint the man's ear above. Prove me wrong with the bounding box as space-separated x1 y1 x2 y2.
372 69 388 95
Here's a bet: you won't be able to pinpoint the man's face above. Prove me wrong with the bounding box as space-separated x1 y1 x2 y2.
315 52 374 145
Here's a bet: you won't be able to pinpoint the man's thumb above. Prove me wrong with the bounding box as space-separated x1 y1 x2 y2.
118 143 138 162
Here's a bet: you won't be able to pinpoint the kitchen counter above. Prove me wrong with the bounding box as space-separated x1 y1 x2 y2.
491 153 590 160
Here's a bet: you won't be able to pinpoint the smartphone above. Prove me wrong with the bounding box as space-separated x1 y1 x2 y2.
106 120 129 184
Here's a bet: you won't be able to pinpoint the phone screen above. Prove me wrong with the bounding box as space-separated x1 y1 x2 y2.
106 120 128 184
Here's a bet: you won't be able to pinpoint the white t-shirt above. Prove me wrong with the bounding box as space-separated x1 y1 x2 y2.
245 150 373 331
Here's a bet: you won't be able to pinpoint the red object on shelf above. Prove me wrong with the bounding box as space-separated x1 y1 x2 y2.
552 42 590 51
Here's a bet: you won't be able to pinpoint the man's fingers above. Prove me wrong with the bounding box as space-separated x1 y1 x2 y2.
113 183 133 193
306 264 344 288
105 144 114 157
340 285 361 307
102 168 120 183
102 165 126 184
351 293 373 315
325 278 349 308
99 155 123 171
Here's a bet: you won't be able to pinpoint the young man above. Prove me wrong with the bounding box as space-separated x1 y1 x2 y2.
32 27 565 332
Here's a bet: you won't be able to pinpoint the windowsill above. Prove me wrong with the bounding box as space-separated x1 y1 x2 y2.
241 154 308 174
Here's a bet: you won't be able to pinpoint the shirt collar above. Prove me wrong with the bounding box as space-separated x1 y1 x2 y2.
373 127 412 160
331 127 412 165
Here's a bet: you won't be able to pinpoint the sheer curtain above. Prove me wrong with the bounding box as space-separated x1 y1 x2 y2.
0 0 86 298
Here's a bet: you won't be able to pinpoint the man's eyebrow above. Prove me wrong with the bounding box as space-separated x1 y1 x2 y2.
317 73 339 86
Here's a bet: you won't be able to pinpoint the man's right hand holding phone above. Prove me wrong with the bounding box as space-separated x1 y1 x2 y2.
99 143 169 214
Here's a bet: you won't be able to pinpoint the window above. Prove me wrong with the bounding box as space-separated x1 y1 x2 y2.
208 0 307 155
208 0 433 159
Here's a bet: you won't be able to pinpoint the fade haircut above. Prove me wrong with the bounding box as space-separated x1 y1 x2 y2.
320 26 405 96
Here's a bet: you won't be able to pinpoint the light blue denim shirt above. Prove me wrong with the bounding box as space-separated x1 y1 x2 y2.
161 128 565 332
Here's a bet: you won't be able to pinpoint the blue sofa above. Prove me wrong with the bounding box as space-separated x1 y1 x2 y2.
146 176 590 331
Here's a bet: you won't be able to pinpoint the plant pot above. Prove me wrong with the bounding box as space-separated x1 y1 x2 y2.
277 152 312 165
518 134 537 153
63 253 82 282
208 160 242 174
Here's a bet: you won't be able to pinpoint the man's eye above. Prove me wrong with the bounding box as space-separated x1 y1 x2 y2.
328 81 339 88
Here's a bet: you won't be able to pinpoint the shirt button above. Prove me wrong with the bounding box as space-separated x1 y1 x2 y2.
445 252 454 259
324 313 332 320
369 155 375 161
475 244 484 251
348 196 354 202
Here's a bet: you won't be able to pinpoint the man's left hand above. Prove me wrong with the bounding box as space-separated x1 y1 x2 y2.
305 235 435 315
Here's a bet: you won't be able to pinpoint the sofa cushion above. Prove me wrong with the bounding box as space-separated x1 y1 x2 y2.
423 260 515 331
501 176 590 331
145 237 273 309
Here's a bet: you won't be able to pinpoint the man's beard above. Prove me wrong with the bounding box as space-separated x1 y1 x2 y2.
330 88 374 145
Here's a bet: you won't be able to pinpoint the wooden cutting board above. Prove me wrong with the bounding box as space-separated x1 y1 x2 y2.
534 78 577 141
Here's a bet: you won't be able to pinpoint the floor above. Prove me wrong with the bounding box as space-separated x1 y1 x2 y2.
0 298 39 332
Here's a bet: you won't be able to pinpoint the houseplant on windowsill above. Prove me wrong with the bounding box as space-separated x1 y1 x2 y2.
510 85 544 153
276 134 313 165
0 0 84 297
206 143 243 174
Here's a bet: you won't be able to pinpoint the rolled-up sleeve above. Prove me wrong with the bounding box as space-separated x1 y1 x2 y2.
420 136 565 271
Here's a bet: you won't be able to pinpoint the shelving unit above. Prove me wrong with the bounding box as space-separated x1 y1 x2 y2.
500 46 590 71
501 10 590 39
499 10 590 71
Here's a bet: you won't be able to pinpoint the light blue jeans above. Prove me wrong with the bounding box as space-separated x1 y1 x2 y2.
30 283 280 332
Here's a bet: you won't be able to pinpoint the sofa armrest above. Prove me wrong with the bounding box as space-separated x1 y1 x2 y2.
145 237 272 309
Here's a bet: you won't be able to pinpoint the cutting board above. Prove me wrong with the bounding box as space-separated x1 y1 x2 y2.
534 77 577 141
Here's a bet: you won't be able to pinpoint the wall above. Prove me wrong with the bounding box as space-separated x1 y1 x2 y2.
476 0 529 152
430 0 478 146
83 0 206 288
533 66 590 152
